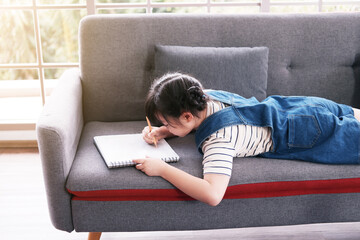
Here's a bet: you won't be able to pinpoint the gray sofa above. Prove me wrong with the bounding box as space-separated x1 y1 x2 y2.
37 13 360 238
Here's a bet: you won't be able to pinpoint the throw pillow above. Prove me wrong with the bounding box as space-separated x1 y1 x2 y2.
154 45 269 101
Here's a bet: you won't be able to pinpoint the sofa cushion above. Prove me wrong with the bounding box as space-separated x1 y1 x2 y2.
154 45 269 101
66 121 360 201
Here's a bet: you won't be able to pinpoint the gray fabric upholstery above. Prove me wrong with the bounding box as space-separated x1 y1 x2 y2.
72 193 360 232
67 121 360 192
154 45 268 101
66 121 202 191
80 13 360 123
36 68 83 232
37 13 360 233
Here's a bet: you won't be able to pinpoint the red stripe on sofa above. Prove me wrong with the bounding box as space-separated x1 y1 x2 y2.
67 177 360 201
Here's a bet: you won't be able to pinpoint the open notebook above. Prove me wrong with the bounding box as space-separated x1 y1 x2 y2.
94 133 180 168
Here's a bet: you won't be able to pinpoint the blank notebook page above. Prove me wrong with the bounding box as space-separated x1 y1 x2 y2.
94 133 180 168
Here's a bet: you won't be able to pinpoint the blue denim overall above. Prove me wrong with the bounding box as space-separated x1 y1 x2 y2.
195 90 360 164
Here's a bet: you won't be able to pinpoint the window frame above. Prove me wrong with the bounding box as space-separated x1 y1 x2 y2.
0 0 360 132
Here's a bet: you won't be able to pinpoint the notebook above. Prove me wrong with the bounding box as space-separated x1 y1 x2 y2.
94 133 180 168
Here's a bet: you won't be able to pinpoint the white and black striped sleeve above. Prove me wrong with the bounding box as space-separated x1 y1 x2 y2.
201 127 237 177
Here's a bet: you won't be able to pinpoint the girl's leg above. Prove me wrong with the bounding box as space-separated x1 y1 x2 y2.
353 108 360 122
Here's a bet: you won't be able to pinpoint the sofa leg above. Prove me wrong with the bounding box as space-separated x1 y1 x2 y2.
88 232 102 240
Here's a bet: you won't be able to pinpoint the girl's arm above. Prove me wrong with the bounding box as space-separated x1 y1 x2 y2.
133 158 230 206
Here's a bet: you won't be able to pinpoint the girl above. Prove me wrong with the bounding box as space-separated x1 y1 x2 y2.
133 72 360 206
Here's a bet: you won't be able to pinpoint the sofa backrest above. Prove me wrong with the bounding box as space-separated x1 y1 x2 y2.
80 13 360 123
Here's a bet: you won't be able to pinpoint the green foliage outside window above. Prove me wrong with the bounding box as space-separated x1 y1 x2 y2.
0 0 360 81
0 9 36 65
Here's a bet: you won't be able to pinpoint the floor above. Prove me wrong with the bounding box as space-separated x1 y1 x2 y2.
1 147 360 240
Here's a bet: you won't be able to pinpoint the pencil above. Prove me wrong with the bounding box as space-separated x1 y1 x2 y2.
146 116 158 147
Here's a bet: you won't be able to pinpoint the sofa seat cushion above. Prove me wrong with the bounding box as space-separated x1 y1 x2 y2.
66 121 360 201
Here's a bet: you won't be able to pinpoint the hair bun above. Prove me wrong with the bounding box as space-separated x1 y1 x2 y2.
187 86 207 110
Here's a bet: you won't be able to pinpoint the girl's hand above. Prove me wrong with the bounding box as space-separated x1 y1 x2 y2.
142 126 172 145
133 157 167 177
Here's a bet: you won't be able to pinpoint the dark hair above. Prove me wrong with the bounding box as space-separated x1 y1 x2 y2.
145 72 208 126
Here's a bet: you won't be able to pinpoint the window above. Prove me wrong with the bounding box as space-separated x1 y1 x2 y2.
1 0 360 145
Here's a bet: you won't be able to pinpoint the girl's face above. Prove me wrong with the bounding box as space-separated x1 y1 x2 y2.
157 113 195 137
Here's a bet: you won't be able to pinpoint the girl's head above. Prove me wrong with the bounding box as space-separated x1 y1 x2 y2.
145 72 208 136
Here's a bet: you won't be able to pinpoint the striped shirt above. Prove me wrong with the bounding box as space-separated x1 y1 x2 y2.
201 100 273 177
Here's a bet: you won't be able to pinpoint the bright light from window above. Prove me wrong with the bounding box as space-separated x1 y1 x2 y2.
0 0 360 133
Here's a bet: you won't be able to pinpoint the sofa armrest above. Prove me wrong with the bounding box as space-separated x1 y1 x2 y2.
36 68 83 232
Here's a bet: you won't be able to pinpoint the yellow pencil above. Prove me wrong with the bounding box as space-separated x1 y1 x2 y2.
146 116 158 147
